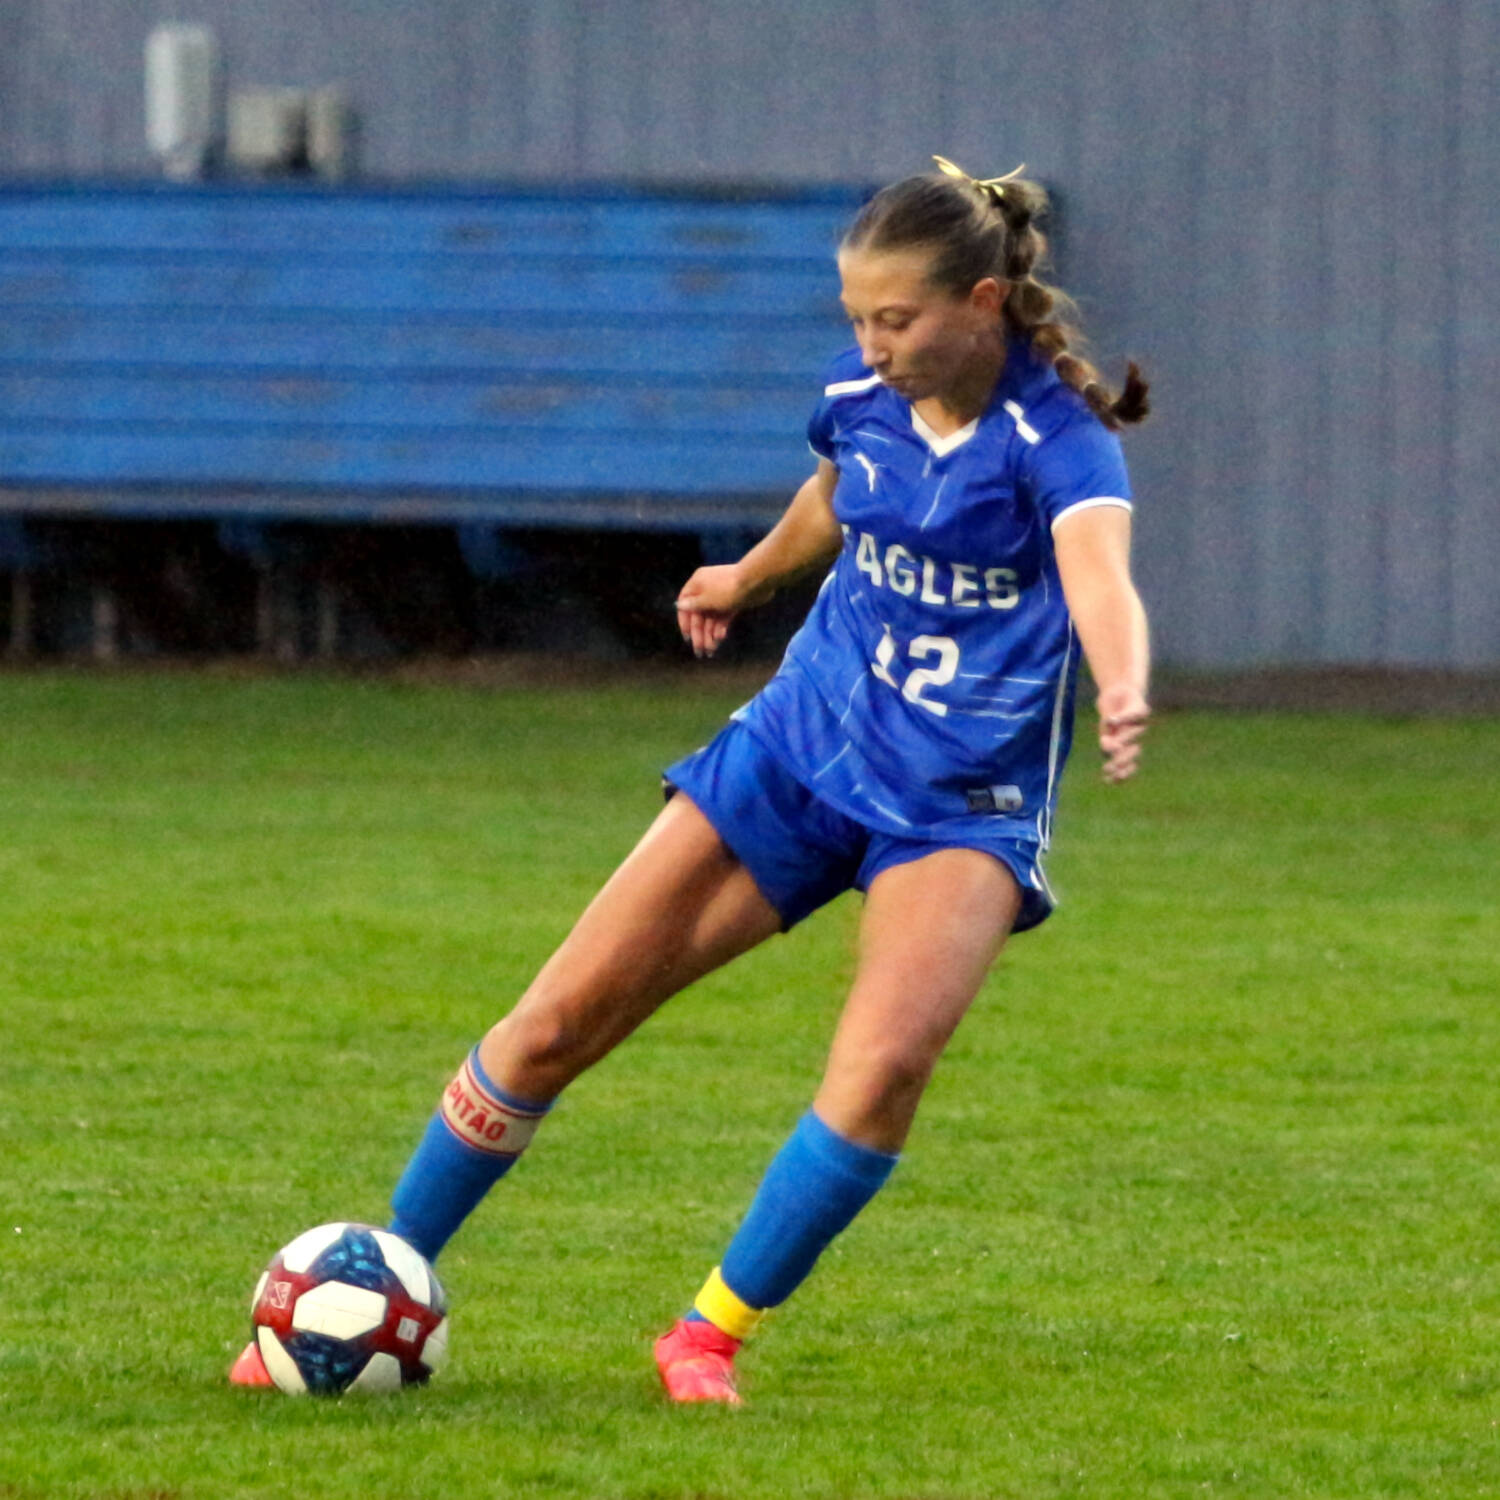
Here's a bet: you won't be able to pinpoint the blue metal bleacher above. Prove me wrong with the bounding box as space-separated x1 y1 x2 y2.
0 179 865 532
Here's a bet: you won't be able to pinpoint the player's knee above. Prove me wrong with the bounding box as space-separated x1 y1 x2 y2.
872 1048 938 1105
488 993 597 1080
830 1041 938 1121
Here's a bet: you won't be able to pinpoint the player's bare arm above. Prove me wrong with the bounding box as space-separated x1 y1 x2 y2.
675 459 842 657
1053 502 1151 783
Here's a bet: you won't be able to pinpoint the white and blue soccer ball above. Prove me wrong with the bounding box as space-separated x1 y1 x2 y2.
249 1222 448 1395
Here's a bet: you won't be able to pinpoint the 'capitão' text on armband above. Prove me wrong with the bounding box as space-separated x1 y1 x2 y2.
440 1053 547 1157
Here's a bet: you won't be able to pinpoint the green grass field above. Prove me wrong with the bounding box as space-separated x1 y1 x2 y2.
0 667 1497 1499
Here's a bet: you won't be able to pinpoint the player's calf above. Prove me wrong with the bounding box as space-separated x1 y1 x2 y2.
658 1111 898 1403
387 1046 552 1262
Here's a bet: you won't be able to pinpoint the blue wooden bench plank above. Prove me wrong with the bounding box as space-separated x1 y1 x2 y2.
0 310 845 379
0 185 859 260
0 486 791 530
0 426 816 494
0 254 840 318
0 369 811 436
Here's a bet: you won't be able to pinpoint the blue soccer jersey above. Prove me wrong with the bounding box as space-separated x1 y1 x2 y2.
733 336 1132 853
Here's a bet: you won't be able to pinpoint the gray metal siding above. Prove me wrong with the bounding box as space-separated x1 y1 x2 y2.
1 0 1495 667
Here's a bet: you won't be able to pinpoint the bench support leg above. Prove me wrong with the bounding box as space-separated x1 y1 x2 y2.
91 583 119 663
254 567 275 657
255 565 302 663
7 572 33 660
315 576 339 659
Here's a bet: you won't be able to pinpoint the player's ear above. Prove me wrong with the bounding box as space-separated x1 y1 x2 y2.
969 276 1007 316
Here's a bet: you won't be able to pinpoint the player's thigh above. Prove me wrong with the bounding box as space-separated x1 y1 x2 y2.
482 792 781 1090
815 847 1022 1144
544 790 783 1002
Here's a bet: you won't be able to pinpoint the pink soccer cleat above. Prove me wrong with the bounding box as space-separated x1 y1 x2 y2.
228 1339 274 1388
654 1318 744 1406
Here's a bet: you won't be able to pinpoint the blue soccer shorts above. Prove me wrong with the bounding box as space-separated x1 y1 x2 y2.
663 720 1055 933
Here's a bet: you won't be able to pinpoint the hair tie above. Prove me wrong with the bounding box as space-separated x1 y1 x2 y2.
932 155 1027 199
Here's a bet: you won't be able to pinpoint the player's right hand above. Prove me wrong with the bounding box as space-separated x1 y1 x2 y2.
675 564 764 658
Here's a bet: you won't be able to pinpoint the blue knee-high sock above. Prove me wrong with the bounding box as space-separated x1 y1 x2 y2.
702 1109 898 1317
388 1047 551 1263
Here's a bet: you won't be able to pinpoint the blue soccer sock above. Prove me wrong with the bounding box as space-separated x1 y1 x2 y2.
388 1046 551 1263
688 1109 898 1338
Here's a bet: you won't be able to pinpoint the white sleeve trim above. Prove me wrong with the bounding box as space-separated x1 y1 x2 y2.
1050 496 1133 532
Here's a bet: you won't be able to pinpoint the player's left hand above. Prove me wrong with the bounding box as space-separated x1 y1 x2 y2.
1097 684 1150 783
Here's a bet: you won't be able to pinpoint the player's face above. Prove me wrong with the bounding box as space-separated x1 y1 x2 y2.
837 245 1004 403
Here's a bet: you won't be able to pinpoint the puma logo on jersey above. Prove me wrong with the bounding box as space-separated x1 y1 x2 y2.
853 453 881 492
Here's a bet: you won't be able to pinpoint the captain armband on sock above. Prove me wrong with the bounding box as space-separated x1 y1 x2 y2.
440 1049 548 1158
388 1047 552 1262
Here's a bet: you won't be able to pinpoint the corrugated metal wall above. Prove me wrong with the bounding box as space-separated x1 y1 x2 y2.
2 0 1495 667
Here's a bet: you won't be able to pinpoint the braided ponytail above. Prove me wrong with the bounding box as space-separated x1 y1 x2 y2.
842 162 1150 430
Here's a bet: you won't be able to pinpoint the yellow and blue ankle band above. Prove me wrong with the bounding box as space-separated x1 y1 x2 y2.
693 1266 765 1341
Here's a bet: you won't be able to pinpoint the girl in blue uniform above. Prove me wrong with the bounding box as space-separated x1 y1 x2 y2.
234 157 1151 1403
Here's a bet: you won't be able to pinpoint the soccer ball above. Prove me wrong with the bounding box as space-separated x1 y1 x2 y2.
249 1222 448 1395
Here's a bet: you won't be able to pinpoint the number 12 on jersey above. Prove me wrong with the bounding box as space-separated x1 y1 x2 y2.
872 626 960 717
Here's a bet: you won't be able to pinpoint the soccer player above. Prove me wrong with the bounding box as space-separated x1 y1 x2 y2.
233 157 1152 1404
